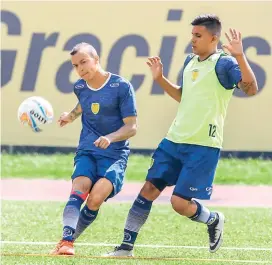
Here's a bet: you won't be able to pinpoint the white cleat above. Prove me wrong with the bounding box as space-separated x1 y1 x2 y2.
207 212 225 253
103 246 134 257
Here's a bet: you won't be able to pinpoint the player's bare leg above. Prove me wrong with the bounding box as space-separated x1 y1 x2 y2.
171 195 225 253
104 181 162 257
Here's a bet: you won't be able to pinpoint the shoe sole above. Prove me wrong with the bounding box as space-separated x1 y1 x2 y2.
102 251 134 257
50 252 75 256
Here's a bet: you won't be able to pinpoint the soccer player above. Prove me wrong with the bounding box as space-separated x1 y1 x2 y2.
105 14 258 257
50 42 137 255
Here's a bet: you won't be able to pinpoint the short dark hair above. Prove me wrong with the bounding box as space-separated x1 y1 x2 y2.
191 14 221 37
70 42 98 57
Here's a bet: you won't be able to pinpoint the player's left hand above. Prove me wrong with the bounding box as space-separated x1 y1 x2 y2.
222 28 244 57
94 136 111 149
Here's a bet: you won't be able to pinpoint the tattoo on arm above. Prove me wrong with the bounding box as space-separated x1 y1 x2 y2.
69 102 82 121
239 81 255 94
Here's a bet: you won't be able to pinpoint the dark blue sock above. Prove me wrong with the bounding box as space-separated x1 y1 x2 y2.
121 194 153 250
72 205 99 240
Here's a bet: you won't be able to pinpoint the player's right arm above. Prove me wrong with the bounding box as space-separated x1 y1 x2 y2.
58 102 82 127
147 57 181 102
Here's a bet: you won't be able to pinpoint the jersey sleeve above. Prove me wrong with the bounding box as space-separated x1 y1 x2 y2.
73 80 84 100
74 88 80 100
119 81 137 119
179 54 195 88
216 56 242 89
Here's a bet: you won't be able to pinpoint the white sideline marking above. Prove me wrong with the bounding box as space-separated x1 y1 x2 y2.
1 253 272 264
1 241 271 251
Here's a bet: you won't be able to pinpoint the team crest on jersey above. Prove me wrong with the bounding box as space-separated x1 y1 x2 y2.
91 103 100 114
192 69 199 81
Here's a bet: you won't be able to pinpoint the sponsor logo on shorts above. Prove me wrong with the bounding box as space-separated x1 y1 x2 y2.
69 197 77 201
206 186 213 196
190 187 198 192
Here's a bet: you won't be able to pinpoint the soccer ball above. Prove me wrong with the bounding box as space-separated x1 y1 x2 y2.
17 96 54 132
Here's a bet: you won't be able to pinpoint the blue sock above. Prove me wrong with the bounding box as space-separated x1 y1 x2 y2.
189 200 218 225
121 194 153 250
62 194 84 241
72 205 99 240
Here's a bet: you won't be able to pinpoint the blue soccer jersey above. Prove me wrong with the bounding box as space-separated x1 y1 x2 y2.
73 73 137 160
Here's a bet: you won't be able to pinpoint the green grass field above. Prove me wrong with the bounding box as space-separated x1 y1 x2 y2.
1 201 272 265
1 154 272 185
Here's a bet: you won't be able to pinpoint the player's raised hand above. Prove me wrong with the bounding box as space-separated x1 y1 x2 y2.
58 112 72 127
94 136 111 149
222 29 244 57
146 56 163 80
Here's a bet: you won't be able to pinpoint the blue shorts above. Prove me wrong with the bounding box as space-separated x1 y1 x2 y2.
71 150 127 199
146 138 220 200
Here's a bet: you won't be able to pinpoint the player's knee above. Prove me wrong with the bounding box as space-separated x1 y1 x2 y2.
140 181 161 201
170 195 190 216
72 176 92 194
86 193 104 210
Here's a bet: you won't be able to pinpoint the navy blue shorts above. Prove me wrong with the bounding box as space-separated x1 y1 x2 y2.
71 150 127 199
146 138 220 200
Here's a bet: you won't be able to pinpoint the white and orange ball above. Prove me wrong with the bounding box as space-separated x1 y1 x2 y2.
17 96 54 132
